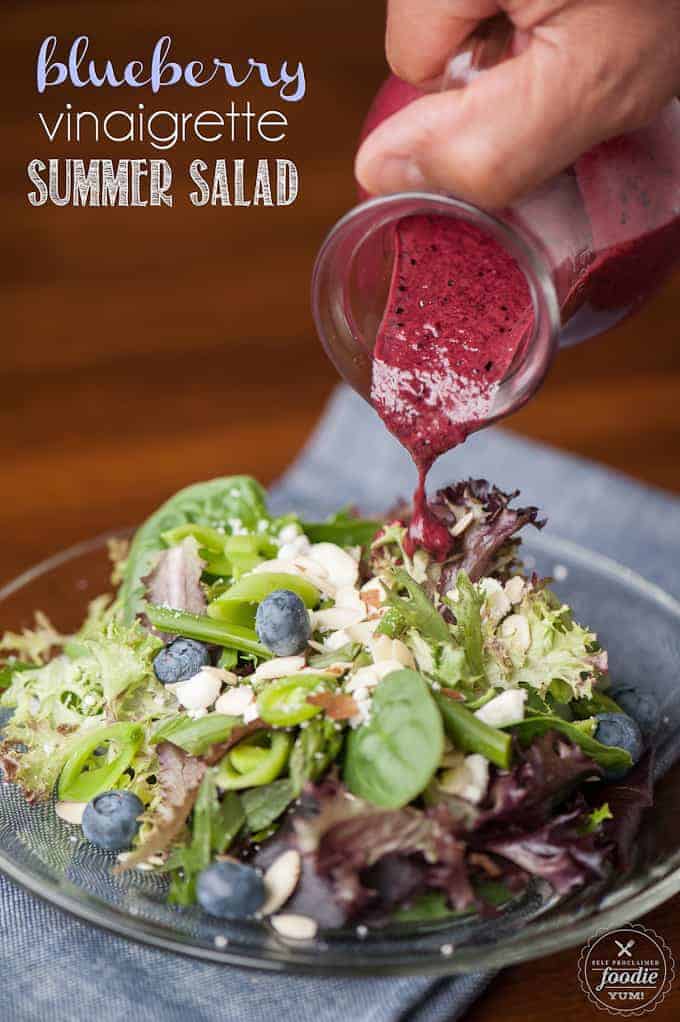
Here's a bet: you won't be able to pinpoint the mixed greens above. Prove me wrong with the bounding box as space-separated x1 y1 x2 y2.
0 476 655 933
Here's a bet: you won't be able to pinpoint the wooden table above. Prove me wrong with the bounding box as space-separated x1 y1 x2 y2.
2 2 679 1017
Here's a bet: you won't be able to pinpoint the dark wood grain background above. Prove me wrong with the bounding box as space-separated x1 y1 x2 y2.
2 2 679 1017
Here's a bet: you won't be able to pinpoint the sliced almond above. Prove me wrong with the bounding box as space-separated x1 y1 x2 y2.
313 606 366 632
308 543 359 589
451 510 474 537
345 619 381 645
214 686 255 716
370 635 415 669
260 849 301 916
270 913 318 941
253 656 306 681
55 801 86 825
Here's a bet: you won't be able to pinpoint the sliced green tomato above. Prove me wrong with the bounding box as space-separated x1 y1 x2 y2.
216 731 292 790
58 722 144 802
161 524 226 553
209 571 320 614
229 742 270 774
257 674 331 727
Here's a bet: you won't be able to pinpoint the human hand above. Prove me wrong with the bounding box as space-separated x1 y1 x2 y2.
355 1 680 208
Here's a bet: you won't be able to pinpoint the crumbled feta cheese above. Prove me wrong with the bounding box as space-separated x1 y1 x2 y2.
278 523 303 545
214 685 256 717
278 533 312 561
308 542 359 589
323 628 351 652
499 613 531 652
474 688 527 727
334 586 366 612
253 656 305 681
345 666 381 693
480 577 511 623
504 576 525 605
172 668 223 711
439 753 489 803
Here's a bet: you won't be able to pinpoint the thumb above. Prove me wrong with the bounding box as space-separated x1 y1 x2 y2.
355 26 649 209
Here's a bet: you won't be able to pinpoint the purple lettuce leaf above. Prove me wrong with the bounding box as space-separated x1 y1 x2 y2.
432 479 544 586
142 537 206 618
595 750 655 869
483 806 609 895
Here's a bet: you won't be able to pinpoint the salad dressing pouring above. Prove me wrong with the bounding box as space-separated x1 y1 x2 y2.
312 17 680 557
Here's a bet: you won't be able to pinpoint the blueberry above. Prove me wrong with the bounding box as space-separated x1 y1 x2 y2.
595 712 644 781
196 860 265 918
153 637 210 684
82 790 144 851
255 589 311 656
610 685 660 739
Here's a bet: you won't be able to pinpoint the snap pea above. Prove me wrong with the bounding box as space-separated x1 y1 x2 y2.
207 600 257 629
146 605 272 660
434 692 512 769
257 674 331 727
58 722 144 802
216 731 292 790
208 572 320 619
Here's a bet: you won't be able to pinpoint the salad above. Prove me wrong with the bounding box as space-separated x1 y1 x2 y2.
0 476 656 937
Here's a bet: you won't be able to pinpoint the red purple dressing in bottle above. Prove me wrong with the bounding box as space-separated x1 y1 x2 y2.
371 214 533 558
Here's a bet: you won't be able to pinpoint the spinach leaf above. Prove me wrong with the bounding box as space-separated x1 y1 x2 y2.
385 571 450 644
120 476 271 622
344 669 444 809
151 713 242 755
511 714 632 774
303 509 383 548
241 778 295 832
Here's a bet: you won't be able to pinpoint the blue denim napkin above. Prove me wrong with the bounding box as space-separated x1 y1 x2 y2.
2 385 679 1022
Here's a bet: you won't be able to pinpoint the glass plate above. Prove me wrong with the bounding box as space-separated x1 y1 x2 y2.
1 530 679 976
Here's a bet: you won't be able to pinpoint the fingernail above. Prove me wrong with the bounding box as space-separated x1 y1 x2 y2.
373 156 428 194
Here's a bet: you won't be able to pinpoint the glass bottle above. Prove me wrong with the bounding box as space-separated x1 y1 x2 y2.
311 16 680 424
